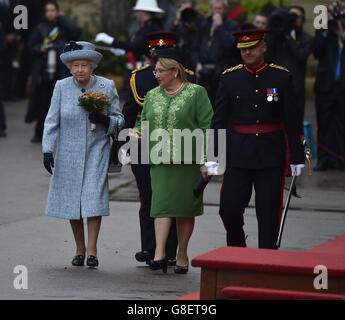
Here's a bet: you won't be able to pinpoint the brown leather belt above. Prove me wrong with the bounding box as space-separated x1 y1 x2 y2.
232 122 284 134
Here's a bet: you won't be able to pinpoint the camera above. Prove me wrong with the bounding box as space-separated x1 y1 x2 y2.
330 0 345 19
268 7 298 36
180 7 197 24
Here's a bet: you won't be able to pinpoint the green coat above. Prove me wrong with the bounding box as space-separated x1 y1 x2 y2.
135 83 213 165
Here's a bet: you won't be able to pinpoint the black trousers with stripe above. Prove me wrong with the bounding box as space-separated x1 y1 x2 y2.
219 166 285 249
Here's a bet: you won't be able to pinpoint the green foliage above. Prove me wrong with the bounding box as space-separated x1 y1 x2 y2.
242 0 291 21
199 2 210 17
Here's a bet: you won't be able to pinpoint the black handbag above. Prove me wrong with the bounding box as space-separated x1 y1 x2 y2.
108 133 122 173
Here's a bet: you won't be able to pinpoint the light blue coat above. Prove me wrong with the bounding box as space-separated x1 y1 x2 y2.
42 75 124 220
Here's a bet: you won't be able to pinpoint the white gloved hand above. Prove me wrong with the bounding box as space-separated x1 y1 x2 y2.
290 164 305 177
95 32 115 45
110 48 126 56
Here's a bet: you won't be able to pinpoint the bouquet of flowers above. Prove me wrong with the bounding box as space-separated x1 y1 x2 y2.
78 90 111 132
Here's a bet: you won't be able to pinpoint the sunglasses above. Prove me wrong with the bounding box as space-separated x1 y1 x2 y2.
63 41 83 53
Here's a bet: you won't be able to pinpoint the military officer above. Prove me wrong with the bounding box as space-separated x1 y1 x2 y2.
122 31 182 265
206 29 305 249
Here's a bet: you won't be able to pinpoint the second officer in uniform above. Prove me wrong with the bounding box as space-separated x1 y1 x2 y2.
206 29 305 249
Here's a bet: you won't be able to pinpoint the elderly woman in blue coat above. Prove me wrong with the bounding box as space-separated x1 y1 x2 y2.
42 41 124 267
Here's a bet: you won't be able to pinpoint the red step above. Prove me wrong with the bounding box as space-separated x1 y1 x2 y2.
222 286 345 300
176 291 200 300
192 246 345 277
308 234 345 255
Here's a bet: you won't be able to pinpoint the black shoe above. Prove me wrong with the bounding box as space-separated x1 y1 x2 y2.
71 255 85 266
313 162 328 171
86 255 99 267
135 250 153 263
149 257 168 273
174 259 189 274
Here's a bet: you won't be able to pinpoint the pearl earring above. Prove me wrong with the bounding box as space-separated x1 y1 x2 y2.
174 74 177 78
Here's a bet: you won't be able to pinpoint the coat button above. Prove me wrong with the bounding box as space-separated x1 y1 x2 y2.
255 104 258 108
256 133 259 136
256 120 260 124
236 95 240 99
256 75 259 78
255 89 259 93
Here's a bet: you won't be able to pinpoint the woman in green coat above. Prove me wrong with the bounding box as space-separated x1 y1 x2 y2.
131 48 213 274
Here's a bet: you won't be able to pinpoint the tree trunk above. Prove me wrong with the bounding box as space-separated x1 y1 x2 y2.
101 0 136 35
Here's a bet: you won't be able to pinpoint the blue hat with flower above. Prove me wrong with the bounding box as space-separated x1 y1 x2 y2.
60 41 103 66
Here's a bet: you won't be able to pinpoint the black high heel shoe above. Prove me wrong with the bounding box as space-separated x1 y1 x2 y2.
174 258 189 274
71 255 85 266
149 257 168 274
86 255 99 267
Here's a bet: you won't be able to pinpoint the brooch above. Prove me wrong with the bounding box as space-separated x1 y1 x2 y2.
99 82 106 88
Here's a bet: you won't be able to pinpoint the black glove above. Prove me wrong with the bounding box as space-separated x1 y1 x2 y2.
193 176 209 198
88 113 110 128
43 153 54 175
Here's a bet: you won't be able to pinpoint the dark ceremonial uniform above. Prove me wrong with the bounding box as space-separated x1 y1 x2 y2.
111 18 161 65
212 60 305 249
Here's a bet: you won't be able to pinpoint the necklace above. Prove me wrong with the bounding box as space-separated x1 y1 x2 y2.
164 82 185 95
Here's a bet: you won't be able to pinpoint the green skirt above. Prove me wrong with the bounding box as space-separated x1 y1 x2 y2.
150 164 204 218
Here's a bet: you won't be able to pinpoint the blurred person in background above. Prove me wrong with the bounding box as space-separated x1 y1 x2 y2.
95 0 163 98
265 5 314 133
0 0 17 102
313 0 345 171
171 0 205 70
227 0 247 27
26 0 81 143
195 0 240 104
15 0 48 100
253 13 269 29
95 0 163 71
0 21 7 137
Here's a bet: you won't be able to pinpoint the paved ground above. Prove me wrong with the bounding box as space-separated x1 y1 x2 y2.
0 99 344 300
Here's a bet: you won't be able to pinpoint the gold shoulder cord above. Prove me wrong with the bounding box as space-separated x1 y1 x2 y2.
222 64 244 75
269 63 290 73
129 72 145 107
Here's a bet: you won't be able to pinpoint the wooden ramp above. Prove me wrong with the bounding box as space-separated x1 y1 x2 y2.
178 234 345 300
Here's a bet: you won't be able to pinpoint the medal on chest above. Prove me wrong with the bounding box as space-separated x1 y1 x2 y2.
267 88 279 102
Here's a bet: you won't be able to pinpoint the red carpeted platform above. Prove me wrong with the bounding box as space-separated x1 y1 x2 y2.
191 246 345 277
177 234 345 300
221 286 345 300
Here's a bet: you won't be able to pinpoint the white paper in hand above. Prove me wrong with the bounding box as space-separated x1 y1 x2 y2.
205 161 219 175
